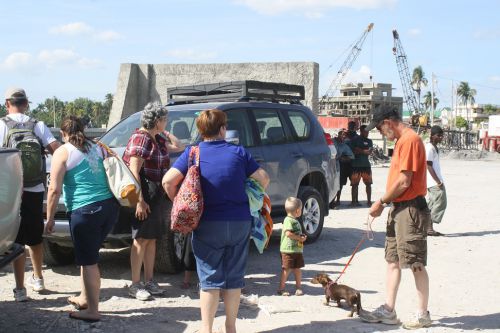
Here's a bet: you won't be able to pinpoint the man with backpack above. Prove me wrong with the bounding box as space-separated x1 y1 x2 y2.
1 87 60 301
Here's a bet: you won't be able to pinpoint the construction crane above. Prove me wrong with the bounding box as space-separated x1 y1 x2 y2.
319 23 374 115
392 29 427 126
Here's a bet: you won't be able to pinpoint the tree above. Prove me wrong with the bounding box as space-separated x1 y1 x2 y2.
411 66 428 112
456 81 477 127
423 91 439 111
483 104 499 115
0 104 6 117
455 116 468 129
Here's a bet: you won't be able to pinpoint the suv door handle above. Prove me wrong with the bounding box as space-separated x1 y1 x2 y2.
291 152 303 158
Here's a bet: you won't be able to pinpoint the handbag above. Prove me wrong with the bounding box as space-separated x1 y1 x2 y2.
97 142 141 207
171 146 204 234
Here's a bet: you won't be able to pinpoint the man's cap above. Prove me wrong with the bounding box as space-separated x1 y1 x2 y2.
365 106 401 131
4 87 28 101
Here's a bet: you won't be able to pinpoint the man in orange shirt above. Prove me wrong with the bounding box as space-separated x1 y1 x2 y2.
359 106 432 330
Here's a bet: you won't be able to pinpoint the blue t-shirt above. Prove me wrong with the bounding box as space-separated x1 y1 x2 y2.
172 140 260 222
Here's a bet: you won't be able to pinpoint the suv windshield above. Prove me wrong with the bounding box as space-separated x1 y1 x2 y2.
100 109 202 147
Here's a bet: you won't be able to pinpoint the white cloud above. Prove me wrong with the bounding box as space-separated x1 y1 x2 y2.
50 22 93 36
320 65 372 94
49 22 123 43
0 49 102 73
489 76 500 82
95 30 123 42
234 0 397 16
0 52 35 71
165 48 218 61
473 28 500 40
408 28 421 36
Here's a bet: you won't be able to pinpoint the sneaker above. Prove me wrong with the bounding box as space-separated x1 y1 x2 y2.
276 290 290 296
13 288 29 302
27 275 45 292
295 289 304 296
128 282 151 301
359 305 401 325
145 280 163 295
403 311 432 330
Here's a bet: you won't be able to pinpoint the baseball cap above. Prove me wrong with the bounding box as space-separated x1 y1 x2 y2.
4 87 28 101
365 106 401 131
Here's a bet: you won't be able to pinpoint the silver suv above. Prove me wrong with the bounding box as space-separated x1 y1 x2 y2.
43 81 339 273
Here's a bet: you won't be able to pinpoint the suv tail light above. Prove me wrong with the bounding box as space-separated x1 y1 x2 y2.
324 132 334 145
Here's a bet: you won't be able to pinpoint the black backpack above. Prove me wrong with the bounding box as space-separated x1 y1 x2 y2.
1 117 46 187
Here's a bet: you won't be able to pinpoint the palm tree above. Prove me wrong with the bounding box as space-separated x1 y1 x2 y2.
456 81 477 128
423 91 439 111
411 66 428 113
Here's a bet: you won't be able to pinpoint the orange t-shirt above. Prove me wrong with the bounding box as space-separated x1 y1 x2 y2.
387 128 427 202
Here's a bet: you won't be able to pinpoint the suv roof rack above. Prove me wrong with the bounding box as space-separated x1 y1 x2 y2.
167 81 305 105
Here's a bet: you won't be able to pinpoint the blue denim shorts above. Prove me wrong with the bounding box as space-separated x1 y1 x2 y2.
68 198 119 266
192 219 251 290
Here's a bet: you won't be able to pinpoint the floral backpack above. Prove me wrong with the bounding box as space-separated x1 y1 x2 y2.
171 146 204 234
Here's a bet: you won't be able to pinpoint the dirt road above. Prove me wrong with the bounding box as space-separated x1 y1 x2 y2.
1 157 499 332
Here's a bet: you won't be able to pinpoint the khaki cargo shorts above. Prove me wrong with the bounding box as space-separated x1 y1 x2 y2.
385 197 431 269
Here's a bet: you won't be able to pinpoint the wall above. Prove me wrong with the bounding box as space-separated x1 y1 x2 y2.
108 62 319 127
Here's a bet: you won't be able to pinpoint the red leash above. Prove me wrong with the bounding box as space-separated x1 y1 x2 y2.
334 216 375 283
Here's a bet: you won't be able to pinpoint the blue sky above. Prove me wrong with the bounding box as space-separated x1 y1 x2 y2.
2 0 499 109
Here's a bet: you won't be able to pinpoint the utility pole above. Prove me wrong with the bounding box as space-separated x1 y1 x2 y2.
431 73 436 127
451 81 455 129
52 97 56 128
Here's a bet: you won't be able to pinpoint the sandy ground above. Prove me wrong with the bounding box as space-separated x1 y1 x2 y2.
1 157 500 333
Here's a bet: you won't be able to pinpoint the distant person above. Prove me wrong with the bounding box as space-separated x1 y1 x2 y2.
45 116 118 322
163 109 269 333
350 125 374 206
277 197 306 297
360 106 433 330
1 87 60 302
425 126 446 236
345 120 359 145
332 130 354 207
122 102 184 301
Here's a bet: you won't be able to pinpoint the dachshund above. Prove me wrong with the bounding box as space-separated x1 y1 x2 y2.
311 273 361 317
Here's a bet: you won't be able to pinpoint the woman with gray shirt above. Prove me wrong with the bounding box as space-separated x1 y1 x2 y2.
122 102 184 300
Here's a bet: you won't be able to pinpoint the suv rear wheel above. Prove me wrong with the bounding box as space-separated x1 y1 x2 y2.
43 239 74 266
298 186 325 242
154 208 185 274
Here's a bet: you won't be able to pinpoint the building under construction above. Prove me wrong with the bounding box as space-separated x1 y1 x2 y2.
319 82 403 124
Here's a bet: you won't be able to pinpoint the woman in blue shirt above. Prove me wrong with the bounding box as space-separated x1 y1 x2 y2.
163 109 269 333
45 116 119 322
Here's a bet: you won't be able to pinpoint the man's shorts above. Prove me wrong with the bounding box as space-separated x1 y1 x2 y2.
350 167 372 186
15 191 44 246
281 252 305 269
385 196 430 269
339 162 352 186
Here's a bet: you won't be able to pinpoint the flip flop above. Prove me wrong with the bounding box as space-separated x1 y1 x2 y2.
67 297 88 310
68 311 100 323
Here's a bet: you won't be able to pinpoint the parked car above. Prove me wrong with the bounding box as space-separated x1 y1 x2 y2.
43 81 339 273
0 148 25 269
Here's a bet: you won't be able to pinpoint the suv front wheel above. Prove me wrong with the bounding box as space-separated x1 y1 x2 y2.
42 239 75 266
298 186 325 242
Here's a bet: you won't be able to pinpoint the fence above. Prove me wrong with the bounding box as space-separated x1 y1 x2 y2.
440 129 480 150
